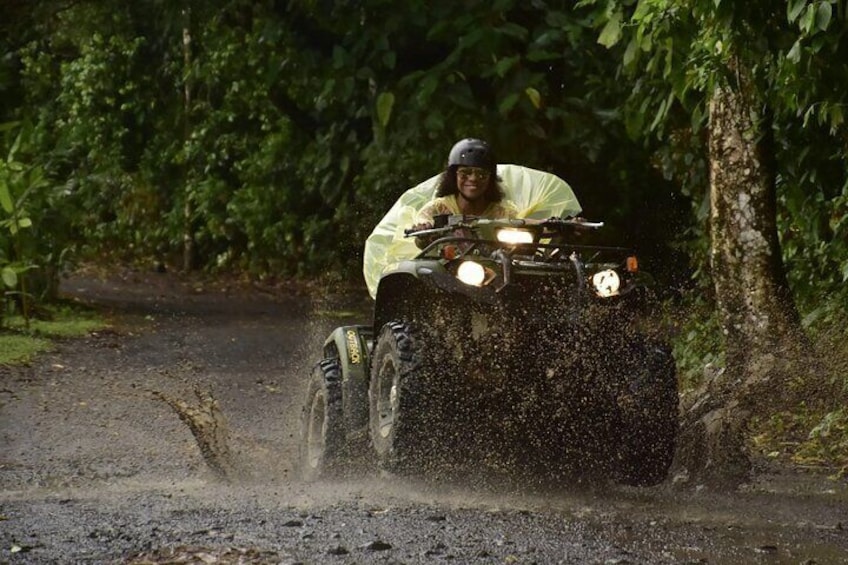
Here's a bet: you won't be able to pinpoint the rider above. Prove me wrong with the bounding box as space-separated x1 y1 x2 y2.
412 138 518 247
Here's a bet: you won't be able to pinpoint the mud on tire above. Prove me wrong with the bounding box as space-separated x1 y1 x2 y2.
299 359 345 481
369 321 446 473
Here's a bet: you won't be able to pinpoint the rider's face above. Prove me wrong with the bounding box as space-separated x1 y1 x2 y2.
456 167 491 202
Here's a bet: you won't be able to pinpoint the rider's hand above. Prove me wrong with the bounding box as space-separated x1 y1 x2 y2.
411 222 434 233
412 222 436 249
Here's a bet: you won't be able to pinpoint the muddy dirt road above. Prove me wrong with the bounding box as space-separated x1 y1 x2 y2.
1 270 847 564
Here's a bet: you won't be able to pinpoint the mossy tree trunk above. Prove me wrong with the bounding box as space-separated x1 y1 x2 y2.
675 57 808 485
709 61 805 389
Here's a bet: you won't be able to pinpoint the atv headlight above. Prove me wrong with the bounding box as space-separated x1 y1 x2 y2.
456 260 486 286
592 269 621 297
496 229 534 245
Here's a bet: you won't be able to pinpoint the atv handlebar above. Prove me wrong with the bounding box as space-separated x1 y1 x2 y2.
403 215 604 237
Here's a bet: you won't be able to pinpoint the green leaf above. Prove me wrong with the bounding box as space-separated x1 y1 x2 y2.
16 217 33 229
8 130 22 161
828 104 844 132
787 0 808 23
498 92 520 115
496 23 528 40
376 92 395 128
0 121 20 134
787 39 803 63
691 102 706 133
525 87 542 109
623 37 639 67
382 51 396 70
800 4 816 33
458 28 486 51
633 0 652 20
526 48 560 62
1 266 17 288
649 94 671 132
332 45 348 70
624 98 647 140
417 74 438 104
0 179 12 213
815 2 832 31
494 56 520 77
598 10 623 48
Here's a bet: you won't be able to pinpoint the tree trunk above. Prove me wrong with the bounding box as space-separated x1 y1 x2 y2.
709 67 805 385
674 57 808 486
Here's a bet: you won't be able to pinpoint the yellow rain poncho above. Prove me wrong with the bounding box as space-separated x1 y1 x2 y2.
362 164 582 298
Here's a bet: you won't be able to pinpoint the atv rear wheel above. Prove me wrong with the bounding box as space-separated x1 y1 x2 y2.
369 321 439 473
299 359 345 481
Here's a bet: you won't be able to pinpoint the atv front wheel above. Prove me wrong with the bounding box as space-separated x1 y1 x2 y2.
299 359 345 481
369 321 439 472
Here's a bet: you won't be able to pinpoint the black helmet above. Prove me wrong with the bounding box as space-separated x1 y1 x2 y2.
447 138 495 170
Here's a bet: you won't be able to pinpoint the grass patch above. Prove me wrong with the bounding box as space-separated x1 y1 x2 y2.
0 305 108 365
0 333 53 365
4 315 106 338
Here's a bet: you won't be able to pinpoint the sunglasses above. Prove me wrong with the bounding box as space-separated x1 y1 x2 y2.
456 167 491 180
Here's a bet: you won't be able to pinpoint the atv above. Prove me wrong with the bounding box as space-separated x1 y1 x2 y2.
300 213 679 486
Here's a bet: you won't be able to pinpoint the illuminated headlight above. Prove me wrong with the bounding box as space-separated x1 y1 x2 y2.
456 261 486 286
592 269 621 297
496 229 534 245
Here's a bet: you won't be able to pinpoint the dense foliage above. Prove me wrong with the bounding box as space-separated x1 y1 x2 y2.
1 1 684 281
1 1 845 344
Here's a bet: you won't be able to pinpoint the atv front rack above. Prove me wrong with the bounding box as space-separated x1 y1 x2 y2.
401 216 643 303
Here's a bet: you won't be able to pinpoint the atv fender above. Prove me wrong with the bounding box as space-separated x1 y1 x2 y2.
374 270 489 333
323 325 373 434
373 273 422 333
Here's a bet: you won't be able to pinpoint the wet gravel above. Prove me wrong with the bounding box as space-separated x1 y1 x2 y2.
1 270 846 564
